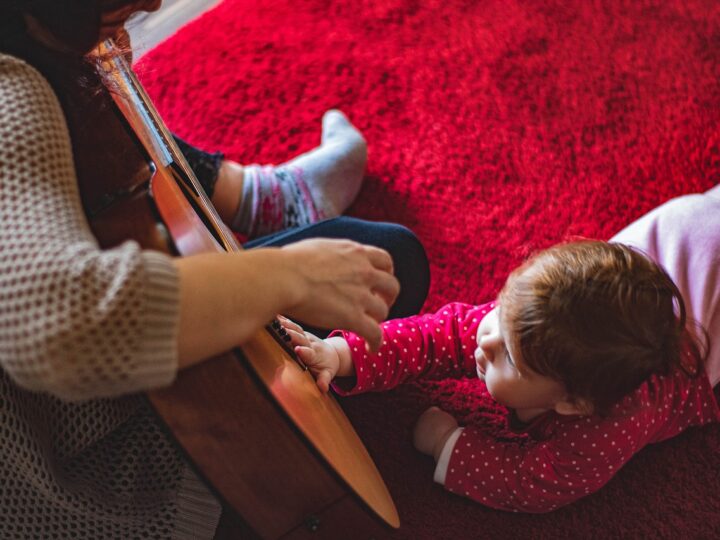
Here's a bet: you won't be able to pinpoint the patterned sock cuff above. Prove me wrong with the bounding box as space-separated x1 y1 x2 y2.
231 164 261 237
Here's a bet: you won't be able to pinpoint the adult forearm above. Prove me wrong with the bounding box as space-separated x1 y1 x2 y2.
174 248 300 369
173 237 399 370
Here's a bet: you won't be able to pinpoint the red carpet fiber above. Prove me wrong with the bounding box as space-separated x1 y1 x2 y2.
137 1 720 537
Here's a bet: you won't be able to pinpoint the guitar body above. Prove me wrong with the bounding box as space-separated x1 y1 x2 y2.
66 42 399 539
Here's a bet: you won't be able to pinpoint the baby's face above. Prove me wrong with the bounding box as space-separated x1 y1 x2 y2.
474 305 568 421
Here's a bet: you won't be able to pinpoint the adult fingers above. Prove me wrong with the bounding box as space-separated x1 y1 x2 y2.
363 291 390 324
348 315 384 353
370 269 400 308
364 245 395 273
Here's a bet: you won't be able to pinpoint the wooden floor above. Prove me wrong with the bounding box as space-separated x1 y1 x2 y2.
127 0 221 59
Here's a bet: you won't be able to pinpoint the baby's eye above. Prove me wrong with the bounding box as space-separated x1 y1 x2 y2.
504 348 516 369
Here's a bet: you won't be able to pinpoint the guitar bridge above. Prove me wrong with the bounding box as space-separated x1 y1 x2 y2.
269 319 308 371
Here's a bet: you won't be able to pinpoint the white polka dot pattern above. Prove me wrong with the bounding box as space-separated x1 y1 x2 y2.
331 302 486 393
331 301 720 512
0 54 220 537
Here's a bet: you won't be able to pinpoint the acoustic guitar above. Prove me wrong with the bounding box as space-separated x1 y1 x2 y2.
77 38 399 539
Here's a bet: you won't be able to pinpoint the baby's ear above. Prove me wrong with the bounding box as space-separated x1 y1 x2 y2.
554 397 594 416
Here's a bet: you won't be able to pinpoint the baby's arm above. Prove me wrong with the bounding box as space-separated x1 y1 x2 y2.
280 302 488 393
281 319 463 455
333 302 491 394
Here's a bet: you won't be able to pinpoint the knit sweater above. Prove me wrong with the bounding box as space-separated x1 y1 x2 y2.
0 53 221 539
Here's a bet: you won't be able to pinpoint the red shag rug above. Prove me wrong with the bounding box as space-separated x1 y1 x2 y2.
137 1 720 537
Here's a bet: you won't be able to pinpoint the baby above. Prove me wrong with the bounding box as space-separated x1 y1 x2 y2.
281 240 720 512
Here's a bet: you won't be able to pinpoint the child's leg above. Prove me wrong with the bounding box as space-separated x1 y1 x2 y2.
611 186 720 386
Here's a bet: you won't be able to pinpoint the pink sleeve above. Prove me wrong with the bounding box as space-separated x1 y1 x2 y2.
331 302 494 395
442 410 648 513
440 362 720 512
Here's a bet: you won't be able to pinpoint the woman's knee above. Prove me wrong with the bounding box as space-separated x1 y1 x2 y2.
333 218 430 317
376 222 428 267
372 222 431 318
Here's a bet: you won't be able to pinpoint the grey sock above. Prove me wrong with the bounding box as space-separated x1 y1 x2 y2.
284 109 367 218
230 110 368 238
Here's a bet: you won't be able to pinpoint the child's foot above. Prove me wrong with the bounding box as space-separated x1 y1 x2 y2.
231 110 367 238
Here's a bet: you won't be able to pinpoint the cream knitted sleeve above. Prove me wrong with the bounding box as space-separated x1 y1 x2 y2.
0 54 181 401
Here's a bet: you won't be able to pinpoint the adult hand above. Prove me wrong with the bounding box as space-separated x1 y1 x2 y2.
280 239 400 352
413 406 459 461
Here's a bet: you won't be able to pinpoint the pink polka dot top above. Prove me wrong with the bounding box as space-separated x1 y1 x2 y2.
331 302 720 512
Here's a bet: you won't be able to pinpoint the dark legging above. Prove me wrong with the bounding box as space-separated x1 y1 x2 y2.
245 217 431 330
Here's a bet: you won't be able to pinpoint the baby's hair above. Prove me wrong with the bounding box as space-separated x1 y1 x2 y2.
499 241 704 416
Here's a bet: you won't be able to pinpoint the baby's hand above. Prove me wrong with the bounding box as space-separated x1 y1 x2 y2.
413 406 459 461
278 316 341 393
